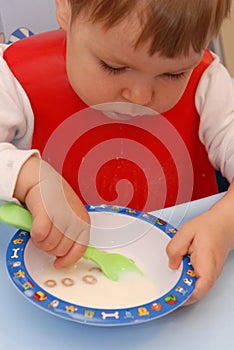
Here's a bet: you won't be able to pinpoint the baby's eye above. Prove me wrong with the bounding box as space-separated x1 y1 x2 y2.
99 60 128 75
163 72 185 80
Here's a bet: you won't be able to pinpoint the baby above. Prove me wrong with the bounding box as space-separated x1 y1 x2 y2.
0 0 234 304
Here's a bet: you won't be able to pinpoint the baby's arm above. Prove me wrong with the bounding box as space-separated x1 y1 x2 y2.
167 56 234 303
167 182 234 304
196 53 234 183
0 46 90 267
14 155 90 268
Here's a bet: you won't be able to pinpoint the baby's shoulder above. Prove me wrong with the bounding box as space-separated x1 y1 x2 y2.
0 43 9 56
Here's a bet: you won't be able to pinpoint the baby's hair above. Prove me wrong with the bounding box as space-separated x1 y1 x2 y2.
68 0 231 57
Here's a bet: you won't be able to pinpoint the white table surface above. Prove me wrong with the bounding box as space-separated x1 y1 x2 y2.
1 192 234 350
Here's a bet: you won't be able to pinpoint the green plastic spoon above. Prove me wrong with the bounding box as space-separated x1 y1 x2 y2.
0 203 142 281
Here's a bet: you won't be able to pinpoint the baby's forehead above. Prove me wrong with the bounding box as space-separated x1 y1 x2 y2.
71 0 229 58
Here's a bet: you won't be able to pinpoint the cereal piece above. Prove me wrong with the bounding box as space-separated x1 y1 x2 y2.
88 267 102 273
44 279 57 288
61 278 74 287
82 275 97 285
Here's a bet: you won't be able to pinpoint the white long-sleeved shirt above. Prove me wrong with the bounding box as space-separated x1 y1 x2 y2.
0 43 234 202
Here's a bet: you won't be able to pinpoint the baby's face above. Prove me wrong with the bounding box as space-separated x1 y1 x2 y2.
64 11 203 113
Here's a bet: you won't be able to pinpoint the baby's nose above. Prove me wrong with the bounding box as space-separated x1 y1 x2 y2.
121 83 153 106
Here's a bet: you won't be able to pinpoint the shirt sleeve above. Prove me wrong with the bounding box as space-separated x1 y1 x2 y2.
0 44 40 202
196 53 234 183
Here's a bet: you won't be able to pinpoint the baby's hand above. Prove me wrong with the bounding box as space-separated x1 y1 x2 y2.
166 201 234 304
14 156 90 268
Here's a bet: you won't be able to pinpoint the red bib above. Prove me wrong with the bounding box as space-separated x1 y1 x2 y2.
4 30 218 211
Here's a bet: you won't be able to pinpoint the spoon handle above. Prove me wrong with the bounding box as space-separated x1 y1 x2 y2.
0 203 33 231
0 202 94 260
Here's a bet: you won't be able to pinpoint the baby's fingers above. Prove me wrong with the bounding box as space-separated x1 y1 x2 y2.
184 264 216 305
31 224 88 268
31 225 63 252
30 214 52 244
166 227 193 269
53 238 87 268
185 245 224 305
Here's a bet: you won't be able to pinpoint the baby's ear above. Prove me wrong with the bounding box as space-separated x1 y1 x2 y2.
55 0 71 31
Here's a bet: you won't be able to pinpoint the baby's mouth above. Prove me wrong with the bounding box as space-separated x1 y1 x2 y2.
93 102 157 120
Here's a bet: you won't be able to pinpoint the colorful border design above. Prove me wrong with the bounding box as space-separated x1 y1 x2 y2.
6 205 196 326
